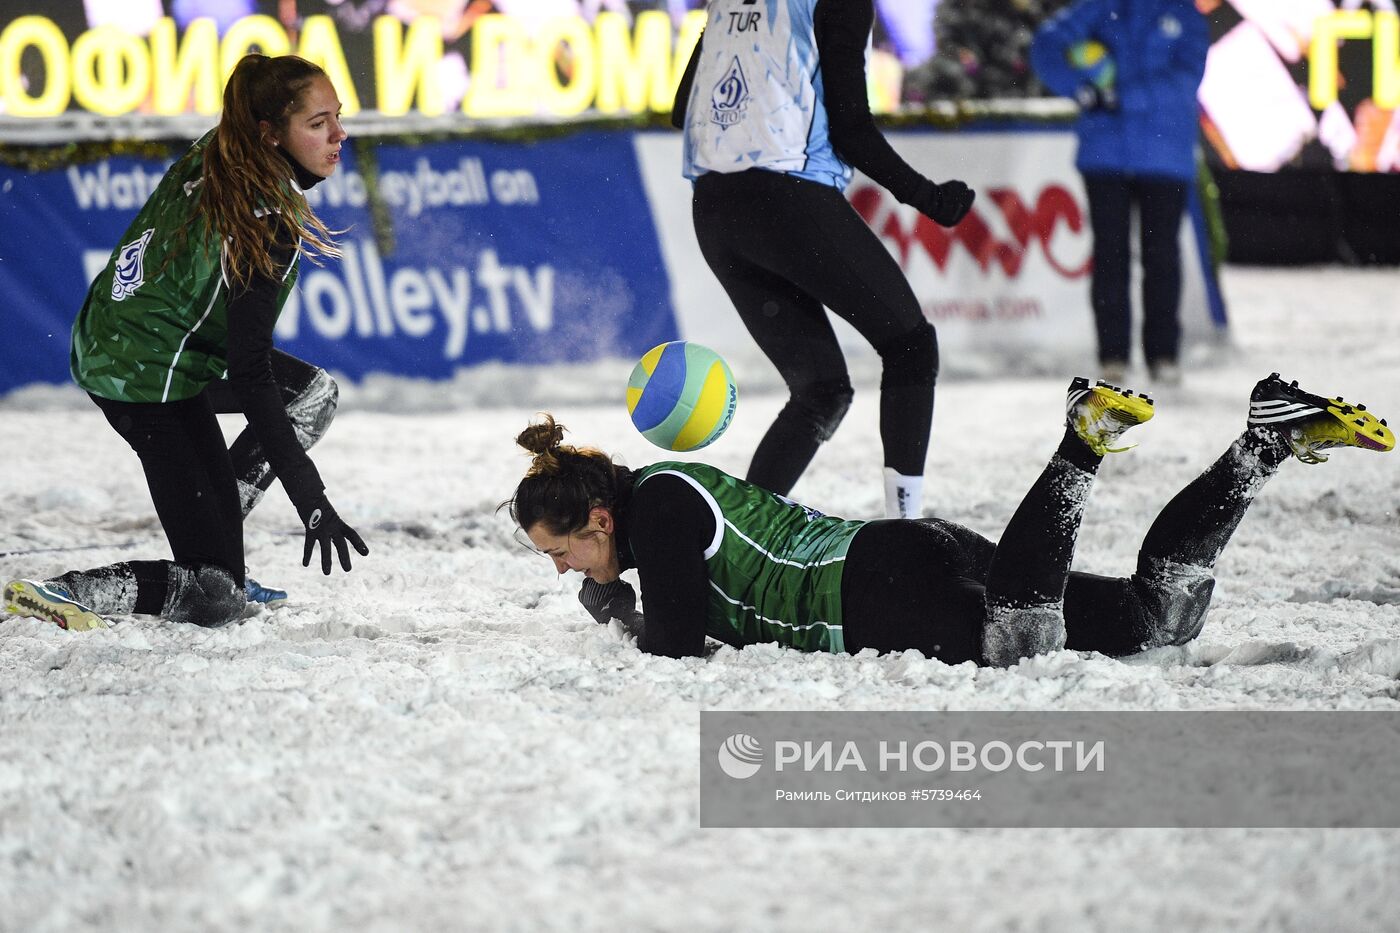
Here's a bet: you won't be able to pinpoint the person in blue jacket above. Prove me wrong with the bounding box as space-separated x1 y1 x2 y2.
1031 0 1209 387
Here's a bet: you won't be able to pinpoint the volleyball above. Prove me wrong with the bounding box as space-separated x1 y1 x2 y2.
627 341 738 451
1068 39 1115 90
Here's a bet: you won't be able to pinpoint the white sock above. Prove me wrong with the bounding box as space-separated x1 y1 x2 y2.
883 468 924 520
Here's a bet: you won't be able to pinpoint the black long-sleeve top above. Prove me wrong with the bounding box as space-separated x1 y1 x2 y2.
671 0 939 207
619 471 718 658
223 155 326 510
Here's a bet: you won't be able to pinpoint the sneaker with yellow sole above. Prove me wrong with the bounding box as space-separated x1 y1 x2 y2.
1248 373 1394 464
3 579 108 631
1066 377 1156 456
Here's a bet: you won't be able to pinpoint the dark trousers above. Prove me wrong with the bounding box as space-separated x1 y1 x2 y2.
76 351 327 620
93 389 245 585
1083 173 1189 366
841 428 1289 664
692 169 936 490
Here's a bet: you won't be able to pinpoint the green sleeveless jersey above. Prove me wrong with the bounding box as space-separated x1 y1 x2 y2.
634 462 866 654
71 130 301 403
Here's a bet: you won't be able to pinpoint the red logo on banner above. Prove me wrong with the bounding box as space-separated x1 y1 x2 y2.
849 184 1092 279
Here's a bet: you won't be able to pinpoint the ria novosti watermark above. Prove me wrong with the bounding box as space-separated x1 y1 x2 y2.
700 711 1400 828
721 733 1103 779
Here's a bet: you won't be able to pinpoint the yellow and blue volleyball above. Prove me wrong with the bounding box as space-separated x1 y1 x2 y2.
1068 39 1116 90
626 341 738 451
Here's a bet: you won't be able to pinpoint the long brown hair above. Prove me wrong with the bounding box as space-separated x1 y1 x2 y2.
508 415 626 535
198 53 341 289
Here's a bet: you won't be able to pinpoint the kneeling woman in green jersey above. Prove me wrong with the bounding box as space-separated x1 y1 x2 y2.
509 376 1392 666
3 54 367 632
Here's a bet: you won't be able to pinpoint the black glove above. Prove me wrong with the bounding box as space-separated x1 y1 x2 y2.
297 494 369 575
578 577 637 625
1075 82 1119 112
913 179 976 228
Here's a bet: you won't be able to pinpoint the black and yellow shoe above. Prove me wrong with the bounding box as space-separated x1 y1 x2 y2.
3 579 108 631
1248 373 1394 464
1066 377 1156 456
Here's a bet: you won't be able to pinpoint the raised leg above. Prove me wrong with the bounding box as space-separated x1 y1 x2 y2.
981 379 1155 666
1063 374 1394 655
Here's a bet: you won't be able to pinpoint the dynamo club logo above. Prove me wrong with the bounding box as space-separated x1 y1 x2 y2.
111 227 155 301
718 733 764 779
710 56 751 130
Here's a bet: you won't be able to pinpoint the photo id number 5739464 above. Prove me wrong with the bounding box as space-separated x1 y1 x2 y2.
910 788 982 802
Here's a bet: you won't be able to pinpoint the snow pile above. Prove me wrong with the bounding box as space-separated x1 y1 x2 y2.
2 267 1398 931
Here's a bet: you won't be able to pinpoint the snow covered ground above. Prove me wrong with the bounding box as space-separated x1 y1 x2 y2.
2 266 1398 932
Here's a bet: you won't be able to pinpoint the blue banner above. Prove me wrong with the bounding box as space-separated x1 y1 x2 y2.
0 132 678 395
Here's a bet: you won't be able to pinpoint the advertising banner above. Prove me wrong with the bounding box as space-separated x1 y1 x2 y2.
0 1 705 122
5 2 1396 174
852 132 1225 371
0 131 678 393
0 2 935 124
4 125 1226 397
638 128 1226 380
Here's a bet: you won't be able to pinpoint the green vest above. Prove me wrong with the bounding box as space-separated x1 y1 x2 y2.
71 130 301 403
635 462 866 654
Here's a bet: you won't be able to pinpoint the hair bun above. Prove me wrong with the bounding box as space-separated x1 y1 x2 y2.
517 415 566 458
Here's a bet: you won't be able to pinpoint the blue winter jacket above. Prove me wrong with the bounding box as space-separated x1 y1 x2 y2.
1031 0 1208 181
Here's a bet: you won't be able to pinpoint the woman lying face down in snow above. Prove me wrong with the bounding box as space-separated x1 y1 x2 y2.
508 375 1392 666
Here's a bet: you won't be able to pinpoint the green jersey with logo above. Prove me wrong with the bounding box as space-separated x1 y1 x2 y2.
634 462 866 653
71 130 301 403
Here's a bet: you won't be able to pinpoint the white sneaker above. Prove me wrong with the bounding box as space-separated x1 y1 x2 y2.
1149 360 1183 388
1100 360 1128 385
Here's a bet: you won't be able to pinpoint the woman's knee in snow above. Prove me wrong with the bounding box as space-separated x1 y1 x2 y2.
289 368 339 447
1133 557 1217 649
162 564 245 628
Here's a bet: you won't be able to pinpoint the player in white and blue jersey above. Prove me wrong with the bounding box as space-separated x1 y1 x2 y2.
673 0 976 520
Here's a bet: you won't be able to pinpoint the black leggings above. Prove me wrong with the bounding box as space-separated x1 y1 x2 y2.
841 427 1291 664
66 351 332 626
1083 173 1189 366
93 391 245 583
692 169 937 492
